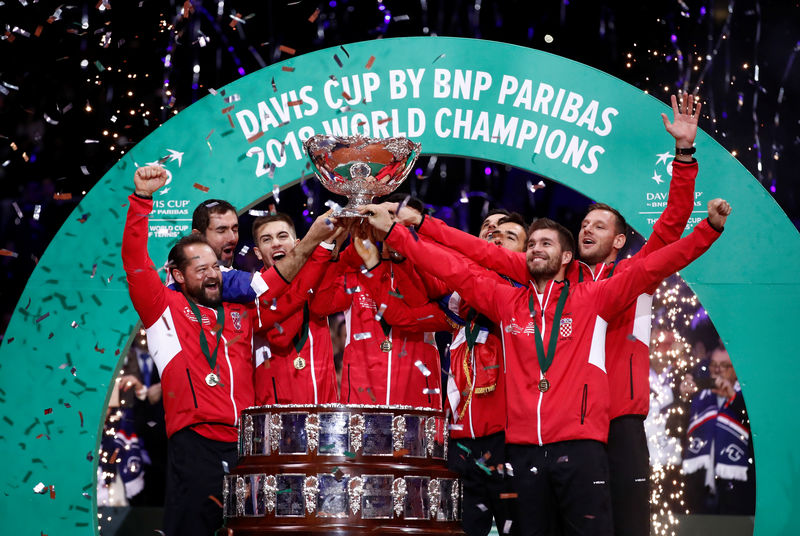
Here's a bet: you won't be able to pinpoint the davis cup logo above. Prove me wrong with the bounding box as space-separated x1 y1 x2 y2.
650 151 673 185
559 317 573 338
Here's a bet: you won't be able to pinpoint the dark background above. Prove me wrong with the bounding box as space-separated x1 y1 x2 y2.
1 0 799 335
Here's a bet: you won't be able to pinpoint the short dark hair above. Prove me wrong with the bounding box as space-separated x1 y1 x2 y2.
497 212 529 242
585 203 627 235
252 213 296 240
486 208 511 219
384 193 426 214
168 234 211 276
192 199 237 233
528 217 575 254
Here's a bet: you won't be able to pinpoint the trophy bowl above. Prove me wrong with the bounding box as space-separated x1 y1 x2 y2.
303 135 422 217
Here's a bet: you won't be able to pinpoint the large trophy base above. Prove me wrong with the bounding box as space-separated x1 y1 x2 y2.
225 404 464 535
331 193 374 218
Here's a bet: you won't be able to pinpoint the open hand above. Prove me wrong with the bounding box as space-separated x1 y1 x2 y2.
661 92 701 149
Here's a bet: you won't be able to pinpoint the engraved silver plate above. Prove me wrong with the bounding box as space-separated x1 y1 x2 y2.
349 414 365 454
437 478 458 521
403 476 430 520
392 477 407 518
303 476 319 514
362 475 393 519
391 415 406 452
403 415 425 457
243 474 265 517
363 413 393 456
276 474 305 517
279 412 308 454
317 473 349 518
306 413 320 454
251 413 269 455
319 412 349 456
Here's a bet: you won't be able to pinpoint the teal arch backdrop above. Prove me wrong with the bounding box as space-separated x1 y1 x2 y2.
0 37 797 535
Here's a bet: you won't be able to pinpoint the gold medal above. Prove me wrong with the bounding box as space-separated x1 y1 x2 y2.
538 378 550 393
205 372 220 387
294 355 306 370
380 339 392 352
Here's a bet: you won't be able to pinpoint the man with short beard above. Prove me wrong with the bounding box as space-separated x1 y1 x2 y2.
122 166 335 536
192 199 239 268
360 197 730 536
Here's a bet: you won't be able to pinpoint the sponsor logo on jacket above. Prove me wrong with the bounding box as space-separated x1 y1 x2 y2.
184 307 211 325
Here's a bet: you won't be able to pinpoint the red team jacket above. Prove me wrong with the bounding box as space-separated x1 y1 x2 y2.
386 218 720 445
314 249 449 408
417 159 698 420
254 252 339 405
122 194 287 443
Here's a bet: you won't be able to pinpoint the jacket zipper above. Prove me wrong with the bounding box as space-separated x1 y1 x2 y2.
629 354 634 400
186 368 198 408
580 384 588 424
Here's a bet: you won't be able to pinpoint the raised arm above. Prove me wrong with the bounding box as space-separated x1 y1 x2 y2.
361 205 510 324
387 203 529 283
597 199 729 320
271 211 339 282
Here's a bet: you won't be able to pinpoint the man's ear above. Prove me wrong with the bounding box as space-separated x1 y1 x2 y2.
172 269 185 285
294 238 300 246
613 233 627 251
561 250 574 266
253 248 263 261
191 229 201 236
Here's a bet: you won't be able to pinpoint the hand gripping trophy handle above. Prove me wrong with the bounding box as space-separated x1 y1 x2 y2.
303 135 421 217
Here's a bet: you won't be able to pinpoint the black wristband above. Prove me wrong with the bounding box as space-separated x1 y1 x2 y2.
675 146 696 156
133 192 153 200
706 217 724 233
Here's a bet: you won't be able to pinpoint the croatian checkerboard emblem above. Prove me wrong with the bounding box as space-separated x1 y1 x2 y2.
231 311 242 330
559 318 573 338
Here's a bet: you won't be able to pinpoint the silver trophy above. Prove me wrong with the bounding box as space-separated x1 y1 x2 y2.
303 135 421 217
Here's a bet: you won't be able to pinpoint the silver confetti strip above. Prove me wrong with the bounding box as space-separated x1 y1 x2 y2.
303 476 319 514
428 478 441 520
353 332 372 341
269 413 281 452
349 414 365 453
306 413 320 453
348 476 364 515
235 476 247 517
263 474 277 513
392 415 407 452
391 478 407 518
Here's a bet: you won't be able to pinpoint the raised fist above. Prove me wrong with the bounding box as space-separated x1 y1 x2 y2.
133 165 169 196
707 198 732 231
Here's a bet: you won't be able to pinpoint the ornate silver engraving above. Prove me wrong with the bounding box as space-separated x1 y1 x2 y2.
306 413 320 453
392 415 407 452
428 478 441 520
451 479 460 518
425 416 437 457
243 413 254 456
391 478 407 518
269 413 281 452
349 414 365 454
222 476 230 517
303 476 319 514
263 474 277 513
348 476 364 515
235 476 246 517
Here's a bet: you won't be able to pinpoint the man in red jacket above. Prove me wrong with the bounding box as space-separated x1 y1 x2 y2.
251 212 340 405
358 197 730 536
122 165 335 536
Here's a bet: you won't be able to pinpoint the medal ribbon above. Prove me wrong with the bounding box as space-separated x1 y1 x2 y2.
528 281 569 375
292 303 311 355
186 298 225 373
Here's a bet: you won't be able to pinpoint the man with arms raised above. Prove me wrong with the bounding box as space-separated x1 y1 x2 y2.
359 196 729 535
122 166 335 536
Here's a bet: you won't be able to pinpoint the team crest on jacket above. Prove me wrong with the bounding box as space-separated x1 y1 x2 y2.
231 311 242 331
559 317 573 338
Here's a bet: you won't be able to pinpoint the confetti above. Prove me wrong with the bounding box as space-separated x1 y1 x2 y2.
193 183 210 192
0 249 19 258
279 45 296 55
281 66 295 72
246 130 265 144
414 360 432 377
44 408 52 415
222 460 230 473
432 53 446 63
345 286 362 295
35 313 50 323
333 54 343 68
273 322 284 334
393 14 410 22
287 99 303 106
422 388 440 395
416 315 434 321
308 8 320 22
224 94 241 103
53 193 72 200
448 424 464 431
476 503 489 512
499 493 518 499
33 482 48 494
374 303 387 322
377 116 392 125
353 332 372 341
503 520 513 534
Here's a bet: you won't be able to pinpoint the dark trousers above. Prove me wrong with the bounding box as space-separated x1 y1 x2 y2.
508 440 613 536
447 432 515 536
163 428 238 536
607 415 649 536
